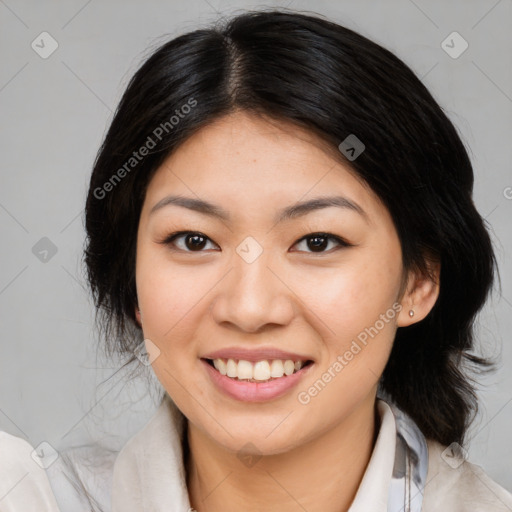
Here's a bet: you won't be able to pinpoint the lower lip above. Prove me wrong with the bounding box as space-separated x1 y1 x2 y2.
201 359 314 403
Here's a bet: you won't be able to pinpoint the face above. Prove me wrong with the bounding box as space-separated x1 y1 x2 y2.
134 110 417 456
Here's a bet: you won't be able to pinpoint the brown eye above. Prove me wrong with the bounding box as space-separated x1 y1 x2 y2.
160 231 218 252
292 233 350 253
184 234 206 250
159 231 350 254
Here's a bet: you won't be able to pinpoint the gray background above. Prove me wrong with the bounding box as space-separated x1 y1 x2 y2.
1 0 511 490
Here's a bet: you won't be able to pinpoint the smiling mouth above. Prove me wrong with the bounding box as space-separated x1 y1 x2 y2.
202 358 314 383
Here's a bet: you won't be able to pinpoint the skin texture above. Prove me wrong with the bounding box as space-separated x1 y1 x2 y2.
134 110 440 512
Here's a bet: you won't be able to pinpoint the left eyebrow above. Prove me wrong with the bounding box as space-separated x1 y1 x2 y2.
276 196 369 224
149 194 369 224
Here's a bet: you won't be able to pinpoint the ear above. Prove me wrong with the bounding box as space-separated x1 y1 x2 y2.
135 305 142 328
397 259 441 327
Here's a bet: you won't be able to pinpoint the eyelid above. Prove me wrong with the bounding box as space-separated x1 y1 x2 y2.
157 230 352 253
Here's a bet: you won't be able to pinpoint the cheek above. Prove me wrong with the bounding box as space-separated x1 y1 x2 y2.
134 249 226 402
294 265 399 419
135 255 208 403
135 246 212 336
289 252 400 396
291 254 400 339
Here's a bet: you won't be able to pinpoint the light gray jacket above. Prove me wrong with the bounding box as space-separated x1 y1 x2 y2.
1 397 511 511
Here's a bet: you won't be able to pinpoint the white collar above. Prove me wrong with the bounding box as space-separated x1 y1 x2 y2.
111 396 428 512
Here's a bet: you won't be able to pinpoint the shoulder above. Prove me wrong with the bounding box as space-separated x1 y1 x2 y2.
112 399 173 486
113 396 183 475
45 443 118 512
111 396 188 510
0 431 60 511
422 438 512 512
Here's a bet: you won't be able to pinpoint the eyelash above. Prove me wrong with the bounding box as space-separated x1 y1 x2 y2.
158 230 352 254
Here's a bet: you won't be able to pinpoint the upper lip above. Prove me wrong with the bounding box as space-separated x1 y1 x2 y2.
202 347 314 362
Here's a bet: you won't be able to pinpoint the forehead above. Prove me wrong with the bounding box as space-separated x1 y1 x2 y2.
144 111 383 221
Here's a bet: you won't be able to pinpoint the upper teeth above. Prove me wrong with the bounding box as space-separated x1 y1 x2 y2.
212 358 306 381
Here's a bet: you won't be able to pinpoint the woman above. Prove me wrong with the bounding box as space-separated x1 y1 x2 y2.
1 8 511 512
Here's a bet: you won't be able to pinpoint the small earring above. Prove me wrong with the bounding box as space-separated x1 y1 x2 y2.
409 304 415 317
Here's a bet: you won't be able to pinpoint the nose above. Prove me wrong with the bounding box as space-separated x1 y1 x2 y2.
209 249 296 334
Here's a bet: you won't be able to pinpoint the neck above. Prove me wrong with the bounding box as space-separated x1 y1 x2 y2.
185 394 380 512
